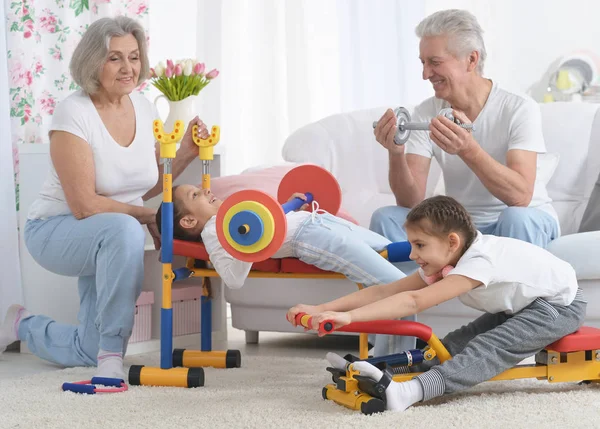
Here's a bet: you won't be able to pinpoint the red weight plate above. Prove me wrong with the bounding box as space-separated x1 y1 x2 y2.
277 165 342 215
216 189 287 263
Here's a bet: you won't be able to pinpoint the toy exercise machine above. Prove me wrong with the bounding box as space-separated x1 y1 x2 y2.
216 164 342 262
129 118 417 383
296 314 600 415
128 120 237 388
177 160 413 360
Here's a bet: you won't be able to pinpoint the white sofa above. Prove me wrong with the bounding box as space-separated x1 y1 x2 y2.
225 102 600 342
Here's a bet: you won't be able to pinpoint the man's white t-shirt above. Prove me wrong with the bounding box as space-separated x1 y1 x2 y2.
446 232 578 314
405 81 557 226
28 90 159 220
201 211 311 289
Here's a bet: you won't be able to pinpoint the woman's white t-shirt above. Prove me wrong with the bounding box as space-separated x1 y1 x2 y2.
447 232 578 314
28 90 159 220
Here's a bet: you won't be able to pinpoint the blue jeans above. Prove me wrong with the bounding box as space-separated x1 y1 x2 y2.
22 213 145 367
370 205 559 249
292 213 415 356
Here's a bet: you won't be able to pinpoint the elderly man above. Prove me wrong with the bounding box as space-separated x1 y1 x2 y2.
371 9 559 250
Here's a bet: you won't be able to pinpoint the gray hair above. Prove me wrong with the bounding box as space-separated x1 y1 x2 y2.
70 16 150 94
415 9 487 74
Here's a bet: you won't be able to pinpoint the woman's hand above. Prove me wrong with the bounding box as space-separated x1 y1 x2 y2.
310 311 352 336
286 192 309 211
179 116 210 157
286 304 321 327
429 109 476 156
374 108 405 156
147 221 161 250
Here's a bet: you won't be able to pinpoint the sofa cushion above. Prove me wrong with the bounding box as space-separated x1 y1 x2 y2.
542 104 600 201
537 152 560 186
540 103 600 233
579 172 600 233
546 231 600 280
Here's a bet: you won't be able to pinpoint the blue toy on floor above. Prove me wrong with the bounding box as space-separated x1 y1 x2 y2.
61 377 128 394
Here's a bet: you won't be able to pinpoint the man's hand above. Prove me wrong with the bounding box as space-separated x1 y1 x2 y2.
429 109 477 156
286 192 309 211
374 109 405 155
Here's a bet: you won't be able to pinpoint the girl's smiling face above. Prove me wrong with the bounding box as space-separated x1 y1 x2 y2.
406 220 461 277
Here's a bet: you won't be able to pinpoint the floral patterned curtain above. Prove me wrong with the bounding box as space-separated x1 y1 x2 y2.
6 0 150 211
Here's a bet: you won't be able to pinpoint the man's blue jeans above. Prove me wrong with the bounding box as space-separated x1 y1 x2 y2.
370 205 559 249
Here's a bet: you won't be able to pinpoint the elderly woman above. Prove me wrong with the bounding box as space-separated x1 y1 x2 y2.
0 17 209 379
371 9 559 250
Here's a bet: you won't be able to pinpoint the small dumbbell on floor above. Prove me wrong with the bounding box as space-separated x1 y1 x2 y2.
372 107 475 146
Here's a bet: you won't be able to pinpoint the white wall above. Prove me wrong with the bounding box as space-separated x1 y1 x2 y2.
424 0 600 94
148 0 201 122
148 0 600 130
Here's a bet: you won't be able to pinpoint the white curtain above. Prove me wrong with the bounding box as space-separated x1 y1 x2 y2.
0 2 22 319
196 0 429 175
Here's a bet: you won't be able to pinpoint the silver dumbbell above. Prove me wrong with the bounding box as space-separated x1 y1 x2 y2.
372 107 476 145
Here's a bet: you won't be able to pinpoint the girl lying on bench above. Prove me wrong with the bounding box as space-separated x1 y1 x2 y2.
157 184 416 355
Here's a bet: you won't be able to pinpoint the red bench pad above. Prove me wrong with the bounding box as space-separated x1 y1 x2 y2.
281 258 330 274
173 240 329 274
546 326 600 353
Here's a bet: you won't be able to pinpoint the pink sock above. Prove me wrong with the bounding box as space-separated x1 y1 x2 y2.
0 305 31 353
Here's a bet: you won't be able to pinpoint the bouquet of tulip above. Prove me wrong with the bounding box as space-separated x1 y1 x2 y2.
149 59 219 101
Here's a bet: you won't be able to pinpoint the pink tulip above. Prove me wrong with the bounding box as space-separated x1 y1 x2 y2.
206 69 219 79
193 62 205 75
149 67 156 78
166 59 174 69
174 64 182 76
165 66 173 78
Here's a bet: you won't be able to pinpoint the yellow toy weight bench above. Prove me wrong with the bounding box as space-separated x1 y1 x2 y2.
129 119 403 388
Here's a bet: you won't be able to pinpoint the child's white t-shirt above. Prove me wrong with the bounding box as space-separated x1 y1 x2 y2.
447 232 578 314
201 210 311 289
405 81 557 226
27 90 159 220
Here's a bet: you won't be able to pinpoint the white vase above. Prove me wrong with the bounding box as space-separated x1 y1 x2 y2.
154 94 198 136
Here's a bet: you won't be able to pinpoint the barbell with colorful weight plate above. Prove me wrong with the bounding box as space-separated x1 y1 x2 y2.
216 165 343 262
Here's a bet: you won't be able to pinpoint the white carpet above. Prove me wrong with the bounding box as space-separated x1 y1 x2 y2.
1 352 600 429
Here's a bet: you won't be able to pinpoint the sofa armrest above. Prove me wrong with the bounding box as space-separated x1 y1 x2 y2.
546 231 600 280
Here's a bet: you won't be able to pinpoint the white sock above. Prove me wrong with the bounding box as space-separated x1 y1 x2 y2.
0 304 31 354
326 352 350 370
95 350 126 380
352 361 423 412
325 352 423 412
